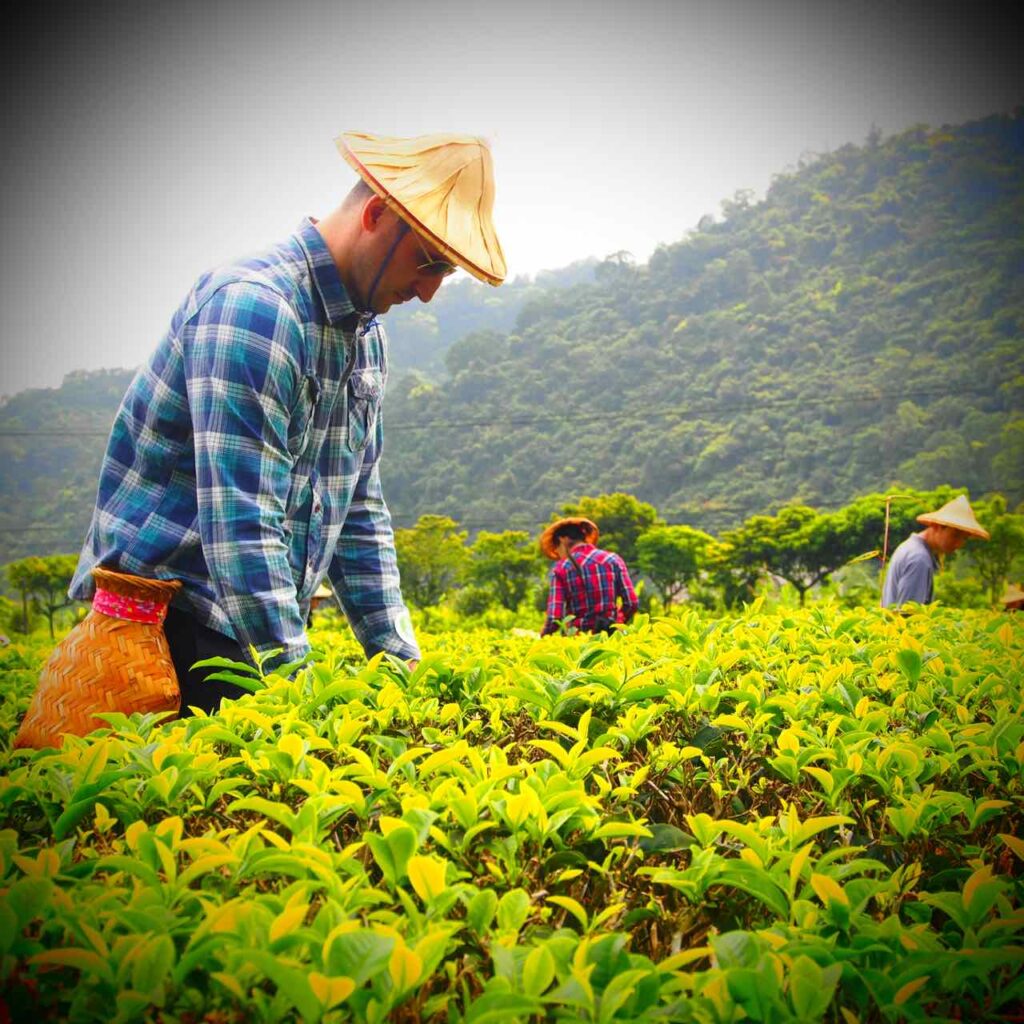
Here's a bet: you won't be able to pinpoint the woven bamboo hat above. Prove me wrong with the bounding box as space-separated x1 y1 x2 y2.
916 495 990 540
336 130 506 286
540 517 599 560
1002 582 1024 606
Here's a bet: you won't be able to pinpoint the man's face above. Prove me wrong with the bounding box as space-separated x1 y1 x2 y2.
933 525 968 555
363 206 453 314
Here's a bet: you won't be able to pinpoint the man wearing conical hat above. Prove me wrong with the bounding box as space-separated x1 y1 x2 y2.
539 517 639 636
1001 582 1024 612
881 494 989 609
65 132 505 716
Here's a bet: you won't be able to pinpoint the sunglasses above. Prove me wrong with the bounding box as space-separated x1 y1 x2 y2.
413 234 458 278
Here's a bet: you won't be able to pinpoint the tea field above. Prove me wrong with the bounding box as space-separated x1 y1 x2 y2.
0 603 1021 1023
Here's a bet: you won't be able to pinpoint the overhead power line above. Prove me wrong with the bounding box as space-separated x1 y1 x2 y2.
0 383 1004 438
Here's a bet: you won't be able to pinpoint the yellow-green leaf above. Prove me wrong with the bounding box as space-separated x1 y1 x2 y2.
308 972 355 1008
999 833 1024 861
962 864 993 910
270 902 308 944
407 854 448 903
893 975 929 1006
388 943 423 991
548 895 588 929
810 872 849 907
592 821 652 840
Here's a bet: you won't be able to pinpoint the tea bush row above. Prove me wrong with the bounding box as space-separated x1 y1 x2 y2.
0 602 1021 1022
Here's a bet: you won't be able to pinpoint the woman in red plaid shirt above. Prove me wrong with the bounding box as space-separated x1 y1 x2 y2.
540 517 639 636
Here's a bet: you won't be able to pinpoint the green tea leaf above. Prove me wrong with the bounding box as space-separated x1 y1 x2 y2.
466 889 498 934
522 945 555 997
325 928 395 986
895 648 923 684
638 823 696 853
5 878 53 927
496 888 531 934
130 933 176 997
31 947 115 985
464 992 541 1023
548 895 588 929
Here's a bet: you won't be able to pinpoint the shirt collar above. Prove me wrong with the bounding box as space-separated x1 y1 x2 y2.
295 218 358 327
562 542 595 563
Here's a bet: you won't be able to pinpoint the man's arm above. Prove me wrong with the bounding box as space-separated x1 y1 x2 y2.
185 283 310 668
540 565 567 636
328 425 419 662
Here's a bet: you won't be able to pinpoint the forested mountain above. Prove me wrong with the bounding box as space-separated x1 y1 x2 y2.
2 111 1021 567
382 111 1024 534
0 369 135 568
385 259 597 378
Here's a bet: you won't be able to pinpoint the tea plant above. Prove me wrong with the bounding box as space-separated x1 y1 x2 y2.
0 603 1021 1022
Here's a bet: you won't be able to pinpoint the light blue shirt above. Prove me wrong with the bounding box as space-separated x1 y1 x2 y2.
881 533 938 608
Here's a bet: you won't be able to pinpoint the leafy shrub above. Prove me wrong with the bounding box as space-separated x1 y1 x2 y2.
1 603 1022 1022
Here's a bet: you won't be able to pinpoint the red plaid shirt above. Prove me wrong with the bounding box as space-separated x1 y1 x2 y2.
541 543 639 635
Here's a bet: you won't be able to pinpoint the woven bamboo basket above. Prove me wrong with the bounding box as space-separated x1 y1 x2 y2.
14 568 182 749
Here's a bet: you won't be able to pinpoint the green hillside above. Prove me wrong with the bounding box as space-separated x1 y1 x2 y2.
382 111 1024 535
1 111 1021 567
0 369 136 568
385 259 597 378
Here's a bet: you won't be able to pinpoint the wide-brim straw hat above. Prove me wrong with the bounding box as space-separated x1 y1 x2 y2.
1002 582 1024 605
337 130 506 287
540 517 600 560
916 494 990 540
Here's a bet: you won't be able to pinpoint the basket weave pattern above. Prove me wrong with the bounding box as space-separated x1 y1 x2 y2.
14 569 182 749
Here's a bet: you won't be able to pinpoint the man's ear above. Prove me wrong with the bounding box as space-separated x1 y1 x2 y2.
360 195 388 232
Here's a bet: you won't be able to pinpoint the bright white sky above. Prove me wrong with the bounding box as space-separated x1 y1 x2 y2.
1 0 1019 395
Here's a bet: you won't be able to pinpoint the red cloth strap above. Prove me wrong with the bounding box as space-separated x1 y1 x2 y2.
93 587 169 625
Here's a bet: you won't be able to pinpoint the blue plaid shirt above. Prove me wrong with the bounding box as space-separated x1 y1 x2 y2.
70 219 419 667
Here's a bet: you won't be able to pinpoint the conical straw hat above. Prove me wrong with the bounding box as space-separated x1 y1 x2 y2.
540 517 600 560
916 495 990 539
1001 581 1024 605
337 131 506 286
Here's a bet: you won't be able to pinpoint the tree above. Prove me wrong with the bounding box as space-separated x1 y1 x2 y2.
557 493 662 567
720 506 853 606
635 524 715 606
969 495 1024 604
703 538 762 609
394 515 468 608
466 530 543 611
4 554 79 637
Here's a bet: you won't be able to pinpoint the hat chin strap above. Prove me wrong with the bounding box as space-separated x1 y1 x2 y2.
362 219 410 312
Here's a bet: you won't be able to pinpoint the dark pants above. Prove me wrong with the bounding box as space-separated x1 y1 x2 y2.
163 606 250 716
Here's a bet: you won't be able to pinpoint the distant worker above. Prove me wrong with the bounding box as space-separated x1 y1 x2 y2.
540 517 639 635
881 495 989 609
1001 582 1024 612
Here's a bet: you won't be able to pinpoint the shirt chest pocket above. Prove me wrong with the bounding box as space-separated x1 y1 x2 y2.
347 368 383 453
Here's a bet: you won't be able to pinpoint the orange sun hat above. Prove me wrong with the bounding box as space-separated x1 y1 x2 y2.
336 130 506 286
539 517 600 560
